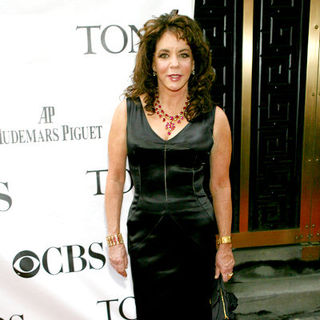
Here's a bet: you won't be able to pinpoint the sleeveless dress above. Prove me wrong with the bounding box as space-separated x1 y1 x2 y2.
126 98 217 320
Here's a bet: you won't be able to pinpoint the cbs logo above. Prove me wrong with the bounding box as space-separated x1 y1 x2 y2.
12 242 106 278
12 250 40 278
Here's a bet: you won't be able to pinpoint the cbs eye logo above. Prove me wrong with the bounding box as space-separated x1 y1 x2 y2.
12 250 40 278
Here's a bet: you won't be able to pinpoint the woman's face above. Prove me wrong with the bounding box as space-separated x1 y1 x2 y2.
153 31 194 93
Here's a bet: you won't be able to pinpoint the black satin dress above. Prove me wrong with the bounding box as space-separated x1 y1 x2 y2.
126 98 217 320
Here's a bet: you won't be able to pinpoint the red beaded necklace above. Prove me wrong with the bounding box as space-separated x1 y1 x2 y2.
154 95 190 136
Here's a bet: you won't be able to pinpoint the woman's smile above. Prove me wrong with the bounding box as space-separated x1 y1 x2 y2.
168 74 183 81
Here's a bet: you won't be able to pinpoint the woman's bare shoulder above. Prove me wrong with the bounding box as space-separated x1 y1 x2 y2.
112 99 127 118
213 106 231 141
214 106 230 128
108 100 127 133
116 99 127 112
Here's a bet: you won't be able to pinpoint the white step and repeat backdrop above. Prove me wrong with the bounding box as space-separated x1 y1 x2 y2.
0 1 194 319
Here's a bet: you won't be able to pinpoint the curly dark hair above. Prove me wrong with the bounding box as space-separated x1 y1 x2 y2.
124 11 215 121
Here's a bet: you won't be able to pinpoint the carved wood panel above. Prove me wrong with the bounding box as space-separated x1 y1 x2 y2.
249 0 309 231
194 0 243 232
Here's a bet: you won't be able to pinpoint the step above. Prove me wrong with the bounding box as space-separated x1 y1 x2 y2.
224 247 320 319
227 273 320 316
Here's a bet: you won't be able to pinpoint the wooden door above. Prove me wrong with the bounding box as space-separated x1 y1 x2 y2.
194 0 319 250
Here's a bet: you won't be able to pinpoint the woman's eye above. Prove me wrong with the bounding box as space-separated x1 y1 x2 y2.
159 53 169 58
181 53 189 58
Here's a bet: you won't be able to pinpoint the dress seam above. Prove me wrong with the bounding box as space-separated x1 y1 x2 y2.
129 215 165 252
192 167 214 221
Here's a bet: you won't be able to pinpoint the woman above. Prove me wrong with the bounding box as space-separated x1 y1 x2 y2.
105 11 235 320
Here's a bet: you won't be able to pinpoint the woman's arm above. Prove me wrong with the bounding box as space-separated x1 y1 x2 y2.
105 99 128 277
210 106 235 282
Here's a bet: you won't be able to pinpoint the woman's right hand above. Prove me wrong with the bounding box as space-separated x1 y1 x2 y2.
108 244 128 277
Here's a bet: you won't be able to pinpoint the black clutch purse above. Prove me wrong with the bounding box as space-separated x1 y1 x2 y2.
211 275 238 319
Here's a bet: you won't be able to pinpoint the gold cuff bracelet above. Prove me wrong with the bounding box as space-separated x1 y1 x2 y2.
106 233 124 247
216 236 232 245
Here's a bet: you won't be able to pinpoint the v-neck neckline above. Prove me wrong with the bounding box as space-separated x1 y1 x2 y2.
138 97 192 143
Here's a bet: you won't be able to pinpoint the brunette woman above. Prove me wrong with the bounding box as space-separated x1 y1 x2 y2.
105 11 235 320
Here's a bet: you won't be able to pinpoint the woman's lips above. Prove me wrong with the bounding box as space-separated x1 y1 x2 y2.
168 74 182 81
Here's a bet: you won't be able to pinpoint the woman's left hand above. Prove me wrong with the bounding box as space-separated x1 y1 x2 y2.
215 244 235 282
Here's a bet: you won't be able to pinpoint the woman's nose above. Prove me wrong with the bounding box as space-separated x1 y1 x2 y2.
169 55 179 67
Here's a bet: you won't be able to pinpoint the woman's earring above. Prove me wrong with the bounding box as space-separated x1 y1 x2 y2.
153 71 157 77
192 69 195 76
